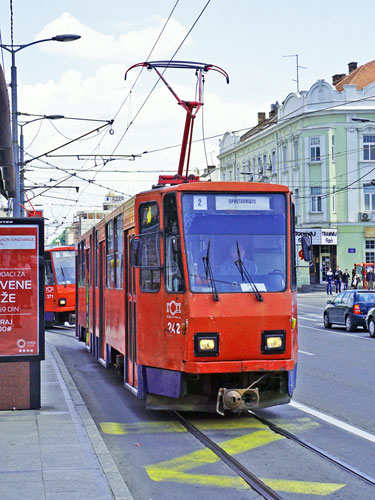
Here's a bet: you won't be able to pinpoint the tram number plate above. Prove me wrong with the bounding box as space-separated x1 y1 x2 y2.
167 322 181 334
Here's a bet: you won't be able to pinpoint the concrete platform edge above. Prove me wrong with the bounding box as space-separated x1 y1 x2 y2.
48 341 134 500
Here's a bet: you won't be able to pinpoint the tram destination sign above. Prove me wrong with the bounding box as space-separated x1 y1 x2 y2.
0 219 44 360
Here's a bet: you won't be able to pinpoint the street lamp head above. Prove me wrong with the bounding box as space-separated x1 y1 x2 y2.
52 34 81 42
45 115 65 120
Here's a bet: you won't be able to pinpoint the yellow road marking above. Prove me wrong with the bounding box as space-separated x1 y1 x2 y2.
100 417 345 494
146 430 345 495
100 421 186 435
100 417 319 435
263 478 345 495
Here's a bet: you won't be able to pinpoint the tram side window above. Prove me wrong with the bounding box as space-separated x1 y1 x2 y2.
139 202 161 292
45 253 55 285
78 241 85 287
164 193 185 293
106 221 115 288
95 230 99 288
114 215 124 289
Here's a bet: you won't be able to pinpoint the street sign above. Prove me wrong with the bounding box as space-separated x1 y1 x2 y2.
348 248 356 253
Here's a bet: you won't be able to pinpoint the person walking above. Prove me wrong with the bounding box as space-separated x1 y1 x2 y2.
334 266 342 293
367 267 375 290
326 267 333 295
342 268 350 290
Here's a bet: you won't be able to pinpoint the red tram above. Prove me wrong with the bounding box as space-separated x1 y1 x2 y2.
76 61 310 414
45 246 75 327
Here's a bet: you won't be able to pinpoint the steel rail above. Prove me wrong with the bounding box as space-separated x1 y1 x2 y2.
249 410 375 487
173 411 282 500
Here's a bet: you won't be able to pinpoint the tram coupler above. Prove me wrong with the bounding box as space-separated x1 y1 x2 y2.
216 387 260 416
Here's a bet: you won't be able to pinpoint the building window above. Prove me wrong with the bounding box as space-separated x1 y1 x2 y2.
363 135 375 161
366 240 375 263
271 150 276 174
263 154 267 170
282 144 288 171
257 156 262 173
331 135 335 161
364 185 375 211
294 140 299 168
311 187 322 212
294 188 299 216
310 137 321 162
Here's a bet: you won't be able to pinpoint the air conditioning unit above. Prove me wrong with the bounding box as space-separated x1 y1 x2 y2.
361 212 370 222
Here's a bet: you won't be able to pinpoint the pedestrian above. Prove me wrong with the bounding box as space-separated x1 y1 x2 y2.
367 267 375 290
342 268 350 290
334 265 342 293
352 272 361 289
326 267 333 295
351 266 357 288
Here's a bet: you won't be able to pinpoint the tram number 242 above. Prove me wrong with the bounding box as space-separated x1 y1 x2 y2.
167 322 181 335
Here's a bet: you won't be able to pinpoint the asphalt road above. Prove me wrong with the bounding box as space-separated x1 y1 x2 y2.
295 292 375 434
45 296 375 499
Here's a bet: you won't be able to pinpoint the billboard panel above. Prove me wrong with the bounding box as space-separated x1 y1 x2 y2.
0 219 44 360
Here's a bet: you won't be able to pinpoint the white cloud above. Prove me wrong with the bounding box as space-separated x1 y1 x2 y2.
35 12 190 62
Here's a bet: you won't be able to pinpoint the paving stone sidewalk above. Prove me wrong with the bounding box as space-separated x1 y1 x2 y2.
0 342 133 500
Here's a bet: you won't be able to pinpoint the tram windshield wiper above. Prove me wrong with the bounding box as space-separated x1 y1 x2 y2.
202 239 219 301
234 241 263 302
60 266 67 286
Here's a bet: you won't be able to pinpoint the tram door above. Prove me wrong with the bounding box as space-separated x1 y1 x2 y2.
125 230 136 387
98 242 105 362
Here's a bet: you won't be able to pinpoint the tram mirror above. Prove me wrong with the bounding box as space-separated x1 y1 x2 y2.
130 238 142 267
301 235 312 262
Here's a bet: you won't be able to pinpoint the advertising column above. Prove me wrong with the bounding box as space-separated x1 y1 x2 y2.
0 218 44 410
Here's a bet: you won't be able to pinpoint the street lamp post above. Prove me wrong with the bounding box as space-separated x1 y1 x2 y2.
0 34 81 216
19 115 65 216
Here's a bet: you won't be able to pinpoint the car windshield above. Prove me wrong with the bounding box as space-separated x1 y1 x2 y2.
182 192 287 293
52 250 75 285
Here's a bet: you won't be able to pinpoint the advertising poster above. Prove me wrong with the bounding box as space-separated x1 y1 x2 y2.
0 224 40 357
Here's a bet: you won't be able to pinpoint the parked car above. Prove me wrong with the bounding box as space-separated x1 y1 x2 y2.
323 290 375 332
365 307 375 338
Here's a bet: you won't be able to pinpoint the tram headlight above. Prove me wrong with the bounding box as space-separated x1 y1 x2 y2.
261 330 286 354
59 298 67 306
194 332 219 357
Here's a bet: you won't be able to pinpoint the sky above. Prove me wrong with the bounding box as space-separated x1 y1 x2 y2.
1 0 375 242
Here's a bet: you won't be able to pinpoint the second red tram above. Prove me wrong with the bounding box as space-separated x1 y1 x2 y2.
45 246 76 327
76 182 308 414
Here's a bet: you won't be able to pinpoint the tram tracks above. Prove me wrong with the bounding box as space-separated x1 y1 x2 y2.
249 410 375 488
173 411 282 499
173 409 375 499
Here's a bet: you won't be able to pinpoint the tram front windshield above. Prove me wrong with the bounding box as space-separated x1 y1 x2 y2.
182 193 287 293
52 250 75 285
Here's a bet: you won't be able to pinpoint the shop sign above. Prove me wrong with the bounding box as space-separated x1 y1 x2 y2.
295 228 337 245
0 223 41 357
